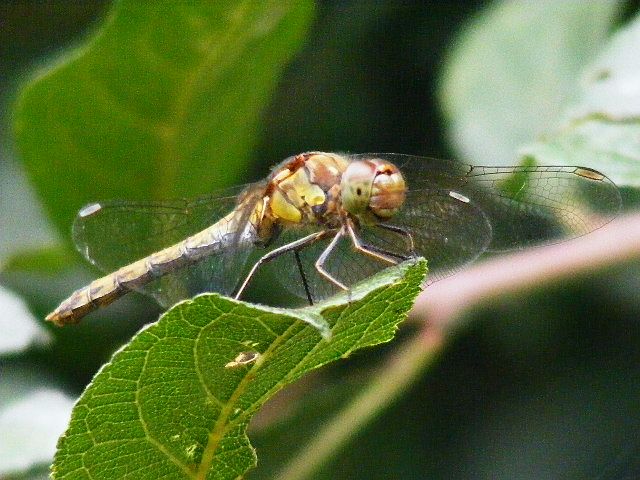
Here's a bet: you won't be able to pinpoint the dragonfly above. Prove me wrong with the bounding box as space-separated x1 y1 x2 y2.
46 152 621 326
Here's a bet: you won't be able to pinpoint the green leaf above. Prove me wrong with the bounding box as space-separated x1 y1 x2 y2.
494 154 537 200
52 259 427 480
1 246 76 275
521 12 640 187
12 0 314 238
438 0 620 166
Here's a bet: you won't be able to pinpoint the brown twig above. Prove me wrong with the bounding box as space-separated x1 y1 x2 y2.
275 213 640 480
411 212 640 335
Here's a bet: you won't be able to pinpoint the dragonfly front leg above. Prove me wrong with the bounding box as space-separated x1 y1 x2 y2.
376 223 416 256
353 242 413 262
346 219 399 265
234 230 329 300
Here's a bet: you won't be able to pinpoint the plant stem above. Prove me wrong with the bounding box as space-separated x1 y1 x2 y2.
412 212 640 330
276 331 442 480
276 213 640 480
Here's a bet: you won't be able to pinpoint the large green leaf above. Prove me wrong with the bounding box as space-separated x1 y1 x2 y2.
521 11 640 187
12 0 314 238
438 0 620 166
51 259 427 480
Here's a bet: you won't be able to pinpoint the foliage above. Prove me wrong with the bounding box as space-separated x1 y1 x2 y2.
12 0 314 237
2 1 640 479
439 0 620 167
521 12 640 187
52 261 426 479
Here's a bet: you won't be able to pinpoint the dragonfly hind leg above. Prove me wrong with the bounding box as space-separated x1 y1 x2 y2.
315 227 350 292
233 230 329 300
294 250 313 305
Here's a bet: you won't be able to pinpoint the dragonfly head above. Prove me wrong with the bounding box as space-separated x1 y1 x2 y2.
341 159 406 222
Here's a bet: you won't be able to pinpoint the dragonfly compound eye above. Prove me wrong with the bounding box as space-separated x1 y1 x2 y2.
369 160 406 219
341 160 377 216
341 159 406 220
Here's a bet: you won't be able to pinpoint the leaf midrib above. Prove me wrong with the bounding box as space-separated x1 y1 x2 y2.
156 0 255 200
194 283 408 478
194 306 302 479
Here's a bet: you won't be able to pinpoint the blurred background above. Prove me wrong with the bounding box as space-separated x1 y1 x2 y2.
1 1 640 479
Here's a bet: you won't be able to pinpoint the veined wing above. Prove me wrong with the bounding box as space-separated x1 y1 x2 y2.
72 182 265 306
352 154 621 251
266 188 491 301
271 153 621 302
73 184 253 270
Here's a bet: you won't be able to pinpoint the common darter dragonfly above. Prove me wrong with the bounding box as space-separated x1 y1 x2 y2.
47 152 621 326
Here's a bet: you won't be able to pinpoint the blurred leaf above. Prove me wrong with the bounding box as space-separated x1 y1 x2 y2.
0 156 57 266
521 12 640 187
0 362 59 404
2 246 76 275
12 0 314 240
0 284 51 355
520 121 640 187
569 9 640 120
52 259 426 480
2 463 51 480
0 389 74 476
439 0 620 166
0 260 166 384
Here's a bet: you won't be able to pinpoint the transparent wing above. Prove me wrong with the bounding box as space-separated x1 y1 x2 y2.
351 154 621 251
375 188 492 282
73 183 264 306
264 224 391 301
73 184 251 269
132 257 237 307
266 188 492 301
268 152 620 302
137 229 254 307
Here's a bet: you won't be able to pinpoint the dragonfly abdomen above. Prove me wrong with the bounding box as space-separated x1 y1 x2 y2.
46 221 236 326
45 273 127 326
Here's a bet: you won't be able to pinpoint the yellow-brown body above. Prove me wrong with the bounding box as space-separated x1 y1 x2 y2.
46 152 408 326
46 150 621 326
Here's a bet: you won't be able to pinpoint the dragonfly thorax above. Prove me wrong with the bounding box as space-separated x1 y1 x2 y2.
341 159 407 224
265 153 407 230
265 152 348 227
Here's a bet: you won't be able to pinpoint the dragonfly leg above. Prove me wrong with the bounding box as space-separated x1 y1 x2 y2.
355 242 413 261
314 227 349 291
346 220 398 265
376 223 416 256
233 230 329 300
294 250 314 305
